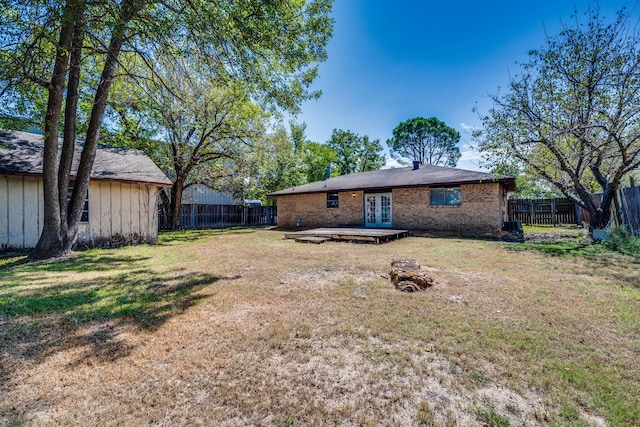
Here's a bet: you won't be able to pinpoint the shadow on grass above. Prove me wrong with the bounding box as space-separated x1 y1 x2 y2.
0 253 154 275
515 238 601 257
0 255 30 270
0 252 219 386
158 226 260 244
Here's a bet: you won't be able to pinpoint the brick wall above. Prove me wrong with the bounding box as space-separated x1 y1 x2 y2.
392 183 504 232
275 183 506 232
277 190 364 228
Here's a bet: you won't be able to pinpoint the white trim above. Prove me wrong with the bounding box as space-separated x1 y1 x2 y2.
365 192 393 228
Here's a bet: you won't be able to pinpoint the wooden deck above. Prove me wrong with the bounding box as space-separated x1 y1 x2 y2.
284 228 409 244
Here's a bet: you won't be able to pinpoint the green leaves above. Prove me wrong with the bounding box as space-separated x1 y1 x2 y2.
1 0 334 127
387 116 461 167
475 6 640 229
327 128 385 175
303 140 336 182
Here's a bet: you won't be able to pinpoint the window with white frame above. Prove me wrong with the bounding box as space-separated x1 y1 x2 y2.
327 192 339 208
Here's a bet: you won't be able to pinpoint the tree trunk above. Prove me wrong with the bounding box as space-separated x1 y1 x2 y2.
589 189 615 231
158 188 171 229
573 180 615 233
30 9 76 260
59 5 85 249
31 0 143 260
169 178 185 231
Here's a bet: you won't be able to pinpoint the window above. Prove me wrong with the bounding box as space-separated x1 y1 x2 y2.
327 192 339 208
67 183 89 223
430 187 461 206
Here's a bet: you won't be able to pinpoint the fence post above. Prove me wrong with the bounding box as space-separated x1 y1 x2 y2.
529 200 534 225
575 204 583 226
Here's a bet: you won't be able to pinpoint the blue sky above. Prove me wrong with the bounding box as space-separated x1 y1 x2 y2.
296 0 627 171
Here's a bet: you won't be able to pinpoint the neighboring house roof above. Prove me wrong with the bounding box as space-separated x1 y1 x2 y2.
0 130 172 187
269 164 516 196
182 184 236 205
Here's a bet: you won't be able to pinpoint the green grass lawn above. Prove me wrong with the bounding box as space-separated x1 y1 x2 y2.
1 227 639 426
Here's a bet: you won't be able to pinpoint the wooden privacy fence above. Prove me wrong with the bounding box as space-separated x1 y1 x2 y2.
509 188 640 234
508 198 579 225
583 187 640 235
619 186 640 235
159 204 277 230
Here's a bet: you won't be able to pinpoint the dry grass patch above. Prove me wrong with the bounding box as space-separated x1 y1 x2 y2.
1 227 639 426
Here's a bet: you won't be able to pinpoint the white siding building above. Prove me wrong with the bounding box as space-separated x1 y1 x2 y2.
0 130 172 251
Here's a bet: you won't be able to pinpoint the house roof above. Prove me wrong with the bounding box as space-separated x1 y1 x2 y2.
0 130 172 187
268 164 516 196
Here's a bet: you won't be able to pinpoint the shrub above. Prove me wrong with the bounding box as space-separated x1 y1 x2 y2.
603 226 640 255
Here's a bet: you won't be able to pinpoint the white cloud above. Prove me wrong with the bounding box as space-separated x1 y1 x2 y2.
382 157 404 169
459 122 477 132
459 149 482 161
457 148 488 172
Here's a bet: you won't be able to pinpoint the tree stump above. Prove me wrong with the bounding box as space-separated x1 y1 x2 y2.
390 258 434 292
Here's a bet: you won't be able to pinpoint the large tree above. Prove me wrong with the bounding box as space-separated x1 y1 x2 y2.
387 117 461 167
302 141 337 182
157 71 266 230
327 128 385 175
106 56 270 230
235 122 307 205
474 7 640 231
105 52 270 230
0 0 333 259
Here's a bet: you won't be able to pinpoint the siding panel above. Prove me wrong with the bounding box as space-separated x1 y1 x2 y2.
131 184 141 238
140 184 149 238
100 182 111 238
111 182 122 236
7 176 24 247
23 176 40 247
88 182 101 241
37 178 44 234
0 176 162 250
121 183 132 237
148 186 158 241
0 176 9 248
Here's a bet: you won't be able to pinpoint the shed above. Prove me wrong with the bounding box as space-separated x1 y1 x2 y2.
0 130 172 250
268 163 516 233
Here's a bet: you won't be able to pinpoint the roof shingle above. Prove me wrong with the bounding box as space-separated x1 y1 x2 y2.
269 163 516 195
0 130 172 186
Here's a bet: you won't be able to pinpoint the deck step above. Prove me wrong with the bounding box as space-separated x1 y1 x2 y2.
285 228 409 244
294 236 331 244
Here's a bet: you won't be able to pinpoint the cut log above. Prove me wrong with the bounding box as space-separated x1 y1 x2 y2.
390 258 434 292
391 258 420 271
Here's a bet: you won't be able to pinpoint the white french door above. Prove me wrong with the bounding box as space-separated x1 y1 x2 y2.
365 193 392 228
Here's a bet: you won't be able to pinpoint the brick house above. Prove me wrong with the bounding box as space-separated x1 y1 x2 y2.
268 163 516 233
